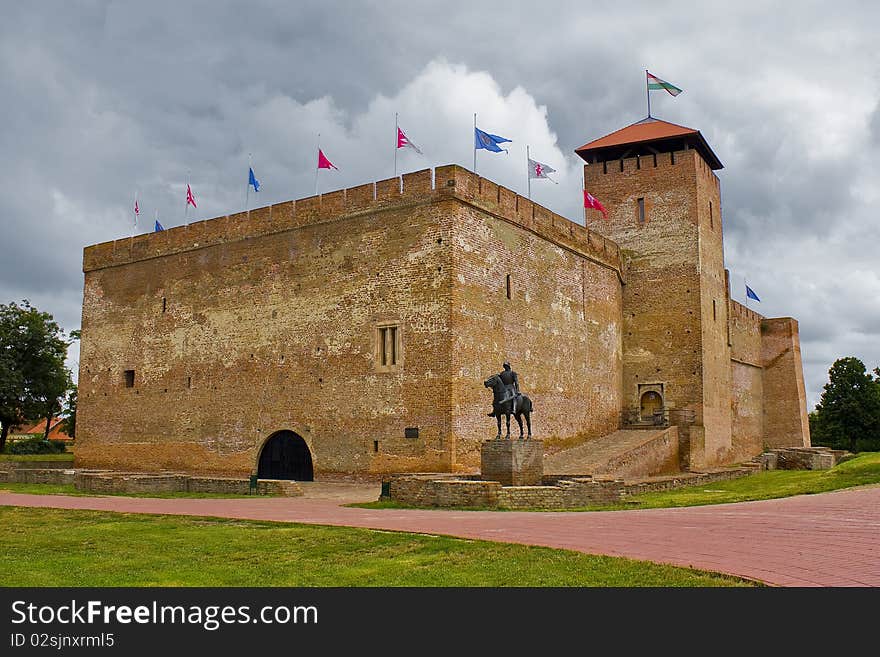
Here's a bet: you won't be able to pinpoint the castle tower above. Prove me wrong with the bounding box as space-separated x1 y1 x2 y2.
577 118 732 468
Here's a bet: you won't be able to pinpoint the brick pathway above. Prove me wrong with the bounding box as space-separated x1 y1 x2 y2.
2 486 879 587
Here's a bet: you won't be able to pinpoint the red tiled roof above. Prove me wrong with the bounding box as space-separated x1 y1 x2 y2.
22 417 72 441
575 117 723 170
576 118 698 151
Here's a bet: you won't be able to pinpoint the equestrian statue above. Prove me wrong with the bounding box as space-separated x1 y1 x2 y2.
484 361 533 440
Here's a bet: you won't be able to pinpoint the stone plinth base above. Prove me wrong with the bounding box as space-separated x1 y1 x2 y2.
481 439 543 486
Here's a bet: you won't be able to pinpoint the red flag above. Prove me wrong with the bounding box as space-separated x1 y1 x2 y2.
317 149 338 170
134 199 139 216
583 190 608 220
186 184 197 208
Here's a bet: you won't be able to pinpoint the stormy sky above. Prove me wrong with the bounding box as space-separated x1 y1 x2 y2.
1 1 878 408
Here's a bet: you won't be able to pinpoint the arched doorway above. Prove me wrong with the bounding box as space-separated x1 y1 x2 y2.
640 391 663 421
257 431 314 481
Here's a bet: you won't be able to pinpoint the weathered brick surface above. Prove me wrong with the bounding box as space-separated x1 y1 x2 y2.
480 439 543 486
5 469 76 485
77 166 624 478
761 319 811 448
71 471 302 496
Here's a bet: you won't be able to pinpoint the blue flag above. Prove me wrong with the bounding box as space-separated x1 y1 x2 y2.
248 167 260 192
154 220 164 232
474 127 511 153
746 285 760 302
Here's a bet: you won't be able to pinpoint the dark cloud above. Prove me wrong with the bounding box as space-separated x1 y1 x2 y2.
1 1 878 406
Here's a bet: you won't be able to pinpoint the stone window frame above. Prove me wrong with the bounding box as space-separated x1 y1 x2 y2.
375 321 403 372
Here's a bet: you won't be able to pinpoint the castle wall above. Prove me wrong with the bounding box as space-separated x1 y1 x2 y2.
761 317 811 448
77 169 457 476
694 153 732 466
441 173 623 468
729 300 765 460
77 166 624 476
585 149 711 466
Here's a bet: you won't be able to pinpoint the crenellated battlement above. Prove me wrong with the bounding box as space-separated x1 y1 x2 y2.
729 299 764 322
83 165 622 276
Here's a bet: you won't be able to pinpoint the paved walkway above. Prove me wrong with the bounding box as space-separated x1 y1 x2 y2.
2 485 879 587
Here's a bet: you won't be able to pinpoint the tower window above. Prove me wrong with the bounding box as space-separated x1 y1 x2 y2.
506 274 512 300
709 201 714 229
713 300 717 321
377 325 400 369
161 297 167 313
124 370 135 388
637 197 646 225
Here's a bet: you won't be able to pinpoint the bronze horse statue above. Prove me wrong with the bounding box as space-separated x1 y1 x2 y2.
484 373 533 439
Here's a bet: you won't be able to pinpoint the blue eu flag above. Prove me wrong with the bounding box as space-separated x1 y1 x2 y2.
474 127 511 153
745 285 760 302
248 167 260 192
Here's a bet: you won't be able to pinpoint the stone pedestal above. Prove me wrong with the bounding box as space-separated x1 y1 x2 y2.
480 439 544 486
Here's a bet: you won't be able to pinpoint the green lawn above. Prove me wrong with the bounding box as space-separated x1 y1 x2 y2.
355 452 880 512
0 453 74 462
620 451 880 510
0 507 753 587
0 482 265 499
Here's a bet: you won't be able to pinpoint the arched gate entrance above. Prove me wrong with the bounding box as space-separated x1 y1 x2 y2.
257 430 314 481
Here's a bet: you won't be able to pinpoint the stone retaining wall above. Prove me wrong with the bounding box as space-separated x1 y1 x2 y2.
385 466 755 509
759 447 847 471
0 459 75 471
73 472 303 496
0 468 77 485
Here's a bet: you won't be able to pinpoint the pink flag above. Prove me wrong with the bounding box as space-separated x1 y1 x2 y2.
583 190 608 220
186 184 197 208
397 127 423 154
317 149 338 170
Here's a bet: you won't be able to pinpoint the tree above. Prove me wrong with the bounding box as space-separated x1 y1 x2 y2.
59 385 77 439
812 357 880 453
0 301 73 452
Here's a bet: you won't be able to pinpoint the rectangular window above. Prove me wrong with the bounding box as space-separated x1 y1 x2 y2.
377 325 400 368
162 297 167 313
373 440 379 453
637 197 646 225
709 201 714 229
124 370 135 388
713 300 717 321
506 274 512 300
186 376 192 389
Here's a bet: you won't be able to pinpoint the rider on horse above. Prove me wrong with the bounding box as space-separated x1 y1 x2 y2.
488 361 520 417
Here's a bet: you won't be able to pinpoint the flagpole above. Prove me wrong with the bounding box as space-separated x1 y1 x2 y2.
315 133 321 196
245 154 251 214
184 170 190 225
132 190 137 237
526 145 531 200
394 113 398 177
155 209 159 232
473 113 477 173
646 69 651 118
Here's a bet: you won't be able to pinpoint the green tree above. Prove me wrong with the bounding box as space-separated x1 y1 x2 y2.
60 385 77 439
812 357 880 452
0 301 73 452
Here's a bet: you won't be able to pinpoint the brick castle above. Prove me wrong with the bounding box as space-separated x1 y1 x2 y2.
75 118 810 479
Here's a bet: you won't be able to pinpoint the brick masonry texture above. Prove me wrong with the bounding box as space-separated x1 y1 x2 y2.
77 133 809 479
480 439 543 486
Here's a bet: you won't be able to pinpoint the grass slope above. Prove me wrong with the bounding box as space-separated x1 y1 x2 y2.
0 507 753 587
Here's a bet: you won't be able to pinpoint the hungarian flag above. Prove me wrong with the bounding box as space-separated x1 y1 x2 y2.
583 190 608 220
647 72 683 97
528 158 557 181
317 149 338 170
397 127 423 154
186 184 197 208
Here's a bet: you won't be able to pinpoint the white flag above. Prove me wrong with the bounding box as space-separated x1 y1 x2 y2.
528 158 557 182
